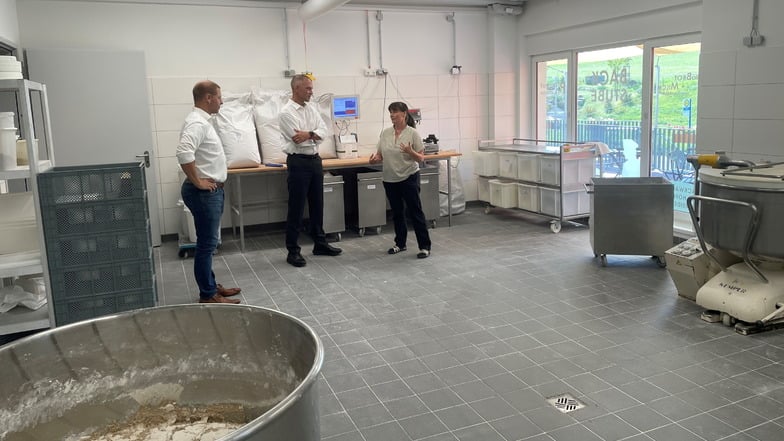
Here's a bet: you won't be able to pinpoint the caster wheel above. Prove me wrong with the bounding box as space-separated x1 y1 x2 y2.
593 253 598 258
375 226 382 235
550 221 562 233
721 312 736 327
178 249 187 258
358 227 365 237
430 220 437 229
336 232 342 242
655 256 667 268
600 255 607 267
484 205 491 214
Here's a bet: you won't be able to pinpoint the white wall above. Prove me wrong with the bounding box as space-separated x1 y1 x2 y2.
698 0 784 163
16 1 515 235
0 0 19 45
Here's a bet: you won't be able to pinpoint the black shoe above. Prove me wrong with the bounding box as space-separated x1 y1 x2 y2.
287 252 307 267
313 243 342 256
388 245 406 254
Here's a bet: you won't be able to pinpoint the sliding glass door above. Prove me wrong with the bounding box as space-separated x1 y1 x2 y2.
533 37 700 215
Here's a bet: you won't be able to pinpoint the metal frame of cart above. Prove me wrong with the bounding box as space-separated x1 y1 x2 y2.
476 138 599 233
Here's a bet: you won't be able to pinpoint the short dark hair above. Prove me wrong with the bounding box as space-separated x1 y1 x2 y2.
388 101 416 128
291 74 311 90
192 80 220 104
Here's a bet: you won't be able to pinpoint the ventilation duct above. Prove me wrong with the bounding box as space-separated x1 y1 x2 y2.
299 0 351 22
489 3 525 16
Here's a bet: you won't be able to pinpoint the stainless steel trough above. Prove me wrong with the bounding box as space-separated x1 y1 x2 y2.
0 304 323 441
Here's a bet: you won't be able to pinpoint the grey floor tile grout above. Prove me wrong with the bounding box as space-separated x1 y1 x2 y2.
155 206 784 441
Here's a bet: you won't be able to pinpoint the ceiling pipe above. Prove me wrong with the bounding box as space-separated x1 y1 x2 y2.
299 0 351 22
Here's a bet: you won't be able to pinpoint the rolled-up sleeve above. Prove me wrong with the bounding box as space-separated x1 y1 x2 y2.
312 107 328 144
176 120 203 164
278 109 298 141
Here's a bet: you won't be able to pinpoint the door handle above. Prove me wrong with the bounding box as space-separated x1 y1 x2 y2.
136 151 150 168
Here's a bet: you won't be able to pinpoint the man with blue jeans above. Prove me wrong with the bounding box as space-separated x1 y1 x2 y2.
177 80 241 303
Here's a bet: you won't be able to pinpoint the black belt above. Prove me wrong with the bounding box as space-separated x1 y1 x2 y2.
185 180 224 188
289 153 320 159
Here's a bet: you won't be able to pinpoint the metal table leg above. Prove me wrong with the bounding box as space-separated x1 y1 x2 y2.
447 157 452 226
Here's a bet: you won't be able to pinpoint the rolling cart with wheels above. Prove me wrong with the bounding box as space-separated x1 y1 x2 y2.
476 139 597 233
587 177 673 267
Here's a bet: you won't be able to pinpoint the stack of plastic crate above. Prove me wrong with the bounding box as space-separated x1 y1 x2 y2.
38 163 155 326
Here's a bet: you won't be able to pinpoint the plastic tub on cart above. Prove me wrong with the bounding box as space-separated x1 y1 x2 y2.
489 179 517 209
589 177 673 267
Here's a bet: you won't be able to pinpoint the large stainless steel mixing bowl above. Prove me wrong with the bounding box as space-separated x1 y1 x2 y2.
699 164 784 261
0 304 323 441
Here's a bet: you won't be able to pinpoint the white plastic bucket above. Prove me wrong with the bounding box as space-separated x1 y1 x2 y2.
0 111 14 129
0 128 18 170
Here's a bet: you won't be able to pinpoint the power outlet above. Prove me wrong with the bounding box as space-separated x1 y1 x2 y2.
375 68 388 76
743 35 765 47
364 69 376 77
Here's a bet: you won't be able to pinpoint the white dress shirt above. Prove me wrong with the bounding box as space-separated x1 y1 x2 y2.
176 107 227 183
279 99 328 156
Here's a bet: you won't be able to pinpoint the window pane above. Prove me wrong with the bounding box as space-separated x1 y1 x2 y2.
577 46 643 177
535 59 568 144
650 43 700 213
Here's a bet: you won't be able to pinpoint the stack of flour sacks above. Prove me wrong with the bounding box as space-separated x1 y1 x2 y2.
217 89 339 169
0 55 23 80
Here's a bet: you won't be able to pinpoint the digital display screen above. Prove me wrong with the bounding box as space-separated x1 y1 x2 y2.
333 95 359 119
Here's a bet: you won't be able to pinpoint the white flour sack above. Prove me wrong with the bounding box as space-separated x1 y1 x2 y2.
313 93 337 159
251 89 290 164
215 92 260 168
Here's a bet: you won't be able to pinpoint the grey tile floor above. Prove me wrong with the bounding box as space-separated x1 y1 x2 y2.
156 205 784 441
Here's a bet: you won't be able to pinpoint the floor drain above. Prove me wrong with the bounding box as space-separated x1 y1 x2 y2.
546 393 586 413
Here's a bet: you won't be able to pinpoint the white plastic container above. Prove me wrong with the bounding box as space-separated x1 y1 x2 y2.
489 179 517 208
473 151 499 176
497 152 518 179
477 176 491 202
539 156 560 185
0 128 18 170
562 156 595 192
517 153 540 182
0 112 14 129
0 192 38 255
539 188 590 217
516 183 539 211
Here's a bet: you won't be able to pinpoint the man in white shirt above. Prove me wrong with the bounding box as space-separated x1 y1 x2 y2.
177 80 241 303
279 75 342 267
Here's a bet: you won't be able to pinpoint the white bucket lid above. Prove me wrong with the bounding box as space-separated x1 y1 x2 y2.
700 164 784 190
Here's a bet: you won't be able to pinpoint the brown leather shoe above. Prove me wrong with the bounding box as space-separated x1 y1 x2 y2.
217 284 241 297
199 294 240 304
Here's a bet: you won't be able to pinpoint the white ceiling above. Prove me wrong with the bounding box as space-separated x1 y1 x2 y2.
256 0 525 9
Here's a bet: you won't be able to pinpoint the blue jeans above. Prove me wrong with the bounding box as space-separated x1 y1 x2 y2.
181 181 223 300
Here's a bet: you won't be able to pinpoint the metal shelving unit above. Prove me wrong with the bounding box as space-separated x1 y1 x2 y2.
0 79 56 336
476 138 597 233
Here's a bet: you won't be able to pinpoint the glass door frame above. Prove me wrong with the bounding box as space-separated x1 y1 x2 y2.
531 33 701 177
532 51 577 143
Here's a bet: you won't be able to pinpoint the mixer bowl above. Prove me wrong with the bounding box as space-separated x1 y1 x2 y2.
699 165 784 262
0 304 323 441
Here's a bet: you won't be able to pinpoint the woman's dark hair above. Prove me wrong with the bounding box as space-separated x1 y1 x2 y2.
388 101 416 128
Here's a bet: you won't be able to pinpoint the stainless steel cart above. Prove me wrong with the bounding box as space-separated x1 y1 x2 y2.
323 173 345 241
341 169 385 236
419 166 439 227
588 177 673 267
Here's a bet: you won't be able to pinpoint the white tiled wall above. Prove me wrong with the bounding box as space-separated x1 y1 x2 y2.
151 73 500 234
697 46 784 164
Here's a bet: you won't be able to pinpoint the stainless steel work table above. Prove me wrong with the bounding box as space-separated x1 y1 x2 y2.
227 150 462 252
